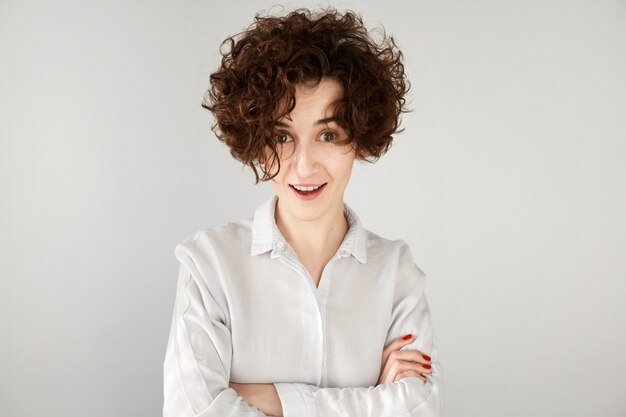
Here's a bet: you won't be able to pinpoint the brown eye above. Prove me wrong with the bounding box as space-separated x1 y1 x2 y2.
274 133 291 143
320 131 337 142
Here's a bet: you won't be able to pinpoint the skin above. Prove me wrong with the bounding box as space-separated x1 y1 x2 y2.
377 334 433 385
228 77 433 415
266 77 357 287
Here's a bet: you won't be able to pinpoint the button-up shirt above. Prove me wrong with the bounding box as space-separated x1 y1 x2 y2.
163 195 443 416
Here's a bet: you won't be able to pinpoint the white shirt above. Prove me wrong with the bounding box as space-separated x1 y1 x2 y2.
163 195 444 416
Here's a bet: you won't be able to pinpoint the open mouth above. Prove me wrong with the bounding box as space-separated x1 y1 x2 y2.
289 183 327 198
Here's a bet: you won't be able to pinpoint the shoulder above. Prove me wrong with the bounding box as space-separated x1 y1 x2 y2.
363 228 403 254
174 219 253 270
363 229 427 291
364 230 424 271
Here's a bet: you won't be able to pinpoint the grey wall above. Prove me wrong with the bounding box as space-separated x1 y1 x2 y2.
1 1 624 416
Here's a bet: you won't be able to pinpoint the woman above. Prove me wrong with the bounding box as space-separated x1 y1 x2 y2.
163 8 443 417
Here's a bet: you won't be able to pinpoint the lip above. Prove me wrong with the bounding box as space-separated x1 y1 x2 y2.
289 183 327 201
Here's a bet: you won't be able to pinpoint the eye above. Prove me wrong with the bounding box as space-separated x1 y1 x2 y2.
274 133 291 144
320 131 337 142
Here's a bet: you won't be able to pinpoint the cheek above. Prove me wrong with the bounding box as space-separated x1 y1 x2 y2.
272 171 285 185
330 155 355 183
340 163 354 183
269 179 282 196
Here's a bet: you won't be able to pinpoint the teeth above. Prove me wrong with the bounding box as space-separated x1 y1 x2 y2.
293 184 322 192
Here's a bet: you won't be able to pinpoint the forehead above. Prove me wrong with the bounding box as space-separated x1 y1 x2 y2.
295 77 343 99
276 77 344 121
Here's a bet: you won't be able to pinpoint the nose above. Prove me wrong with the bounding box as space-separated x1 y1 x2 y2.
292 140 319 178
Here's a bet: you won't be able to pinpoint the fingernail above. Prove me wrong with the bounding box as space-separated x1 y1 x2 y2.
402 334 412 340
422 354 431 361
423 364 432 369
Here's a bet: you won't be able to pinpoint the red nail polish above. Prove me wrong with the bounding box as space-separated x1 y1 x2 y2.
402 334 412 340
422 354 431 361
423 364 432 369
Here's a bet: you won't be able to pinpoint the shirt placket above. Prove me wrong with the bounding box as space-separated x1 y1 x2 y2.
319 247 352 387
277 240 348 388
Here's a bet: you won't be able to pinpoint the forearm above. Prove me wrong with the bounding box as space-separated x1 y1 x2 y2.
229 382 284 417
273 368 442 417
229 358 441 417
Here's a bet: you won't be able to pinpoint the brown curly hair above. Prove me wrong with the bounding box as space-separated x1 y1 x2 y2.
202 7 409 183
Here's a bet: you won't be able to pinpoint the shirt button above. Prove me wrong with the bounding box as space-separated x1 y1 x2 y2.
340 249 349 257
276 242 284 249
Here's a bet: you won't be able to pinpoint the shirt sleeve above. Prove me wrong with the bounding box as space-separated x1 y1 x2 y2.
273 242 444 417
163 249 271 417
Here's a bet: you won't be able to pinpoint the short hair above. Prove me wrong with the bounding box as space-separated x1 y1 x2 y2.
202 8 409 183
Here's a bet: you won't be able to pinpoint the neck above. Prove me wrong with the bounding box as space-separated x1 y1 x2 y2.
274 198 349 259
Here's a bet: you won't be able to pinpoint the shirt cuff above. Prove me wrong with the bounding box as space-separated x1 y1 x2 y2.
273 382 317 417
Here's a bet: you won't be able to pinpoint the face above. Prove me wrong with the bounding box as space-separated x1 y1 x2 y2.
266 77 356 224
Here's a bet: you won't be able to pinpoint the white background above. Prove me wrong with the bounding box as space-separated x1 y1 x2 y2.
1 1 625 416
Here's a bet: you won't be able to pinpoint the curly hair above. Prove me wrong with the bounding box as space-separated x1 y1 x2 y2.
202 8 409 183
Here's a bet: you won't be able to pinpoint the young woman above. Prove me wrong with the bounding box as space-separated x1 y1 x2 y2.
163 8 443 417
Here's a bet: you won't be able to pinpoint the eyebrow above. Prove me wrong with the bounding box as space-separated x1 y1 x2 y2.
275 117 339 127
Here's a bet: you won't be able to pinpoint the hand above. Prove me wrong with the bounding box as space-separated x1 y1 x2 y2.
228 382 284 417
377 334 432 385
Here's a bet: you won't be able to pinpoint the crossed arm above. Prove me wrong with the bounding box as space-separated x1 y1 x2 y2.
229 331 434 416
164 244 443 417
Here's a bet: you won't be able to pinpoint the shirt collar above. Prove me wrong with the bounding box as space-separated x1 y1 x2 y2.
250 194 367 263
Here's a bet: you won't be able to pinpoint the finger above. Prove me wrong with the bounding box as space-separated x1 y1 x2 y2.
398 347 432 364
379 349 399 382
381 334 416 369
382 349 414 377
393 369 425 383
380 352 432 384
380 348 411 384
389 349 432 366
390 358 433 376
393 370 425 383
383 334 415 353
